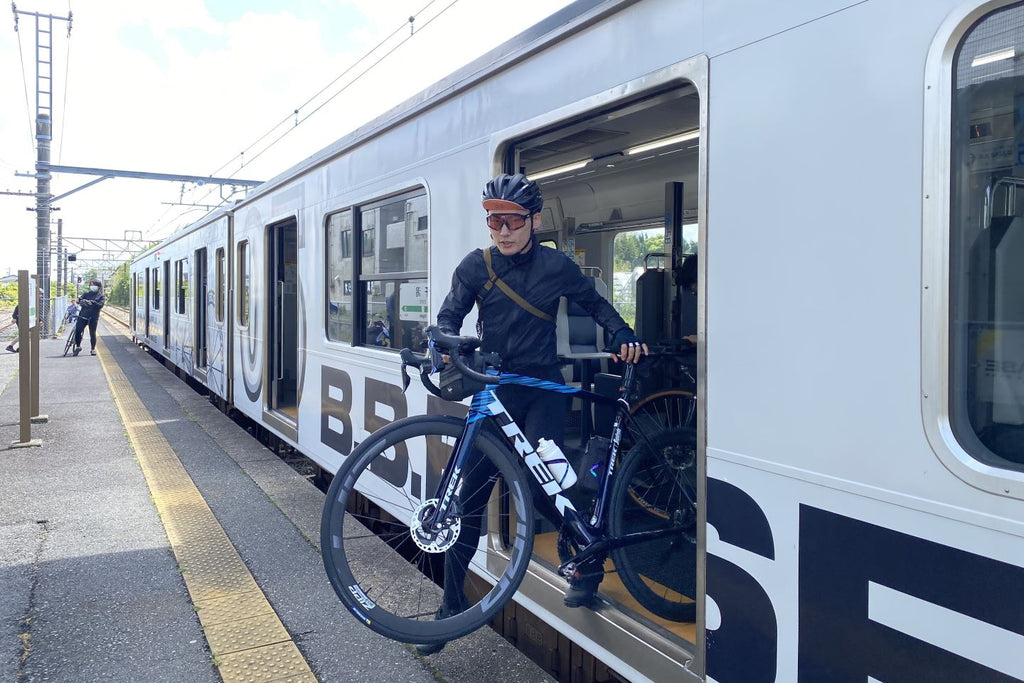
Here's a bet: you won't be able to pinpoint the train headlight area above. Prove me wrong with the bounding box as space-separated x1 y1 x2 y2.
0 321 552 683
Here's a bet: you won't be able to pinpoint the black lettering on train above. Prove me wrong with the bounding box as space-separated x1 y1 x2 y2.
321 366 353 456
707 480 1024 682
798 506 1024 682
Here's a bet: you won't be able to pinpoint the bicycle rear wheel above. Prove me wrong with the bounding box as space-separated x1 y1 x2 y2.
609 426 697 622
321 415 535 645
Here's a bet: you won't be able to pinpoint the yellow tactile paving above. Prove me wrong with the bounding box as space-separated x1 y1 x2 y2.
216 642 314 682
96 338 317 683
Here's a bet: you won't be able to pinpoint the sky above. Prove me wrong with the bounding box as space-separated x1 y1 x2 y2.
0 0 575 278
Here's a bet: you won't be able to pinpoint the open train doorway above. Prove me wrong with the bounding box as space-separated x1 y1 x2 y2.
507 81 702 649
267 219 299 422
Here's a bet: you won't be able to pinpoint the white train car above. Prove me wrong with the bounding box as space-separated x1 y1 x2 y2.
132 1 1024 680
132 210 233 403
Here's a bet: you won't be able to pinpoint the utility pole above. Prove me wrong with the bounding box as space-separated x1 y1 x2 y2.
13 4 72 338
56 218 63 296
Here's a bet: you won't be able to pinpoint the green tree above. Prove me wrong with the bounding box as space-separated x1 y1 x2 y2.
106 263 131 306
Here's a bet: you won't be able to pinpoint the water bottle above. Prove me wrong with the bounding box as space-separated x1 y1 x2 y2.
536 438 577 490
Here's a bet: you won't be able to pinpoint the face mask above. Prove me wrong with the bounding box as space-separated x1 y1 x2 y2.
90 286 99 292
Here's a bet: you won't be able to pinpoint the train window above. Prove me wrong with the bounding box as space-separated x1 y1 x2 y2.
612 228 665 323
326 210 353 342
152 267 160 310
215 247 225 323
174 259 188 315
951 3 1024 470
238 241 250 327
356 190 429 352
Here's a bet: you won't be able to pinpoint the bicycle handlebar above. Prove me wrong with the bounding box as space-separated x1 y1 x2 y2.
399 326 497 397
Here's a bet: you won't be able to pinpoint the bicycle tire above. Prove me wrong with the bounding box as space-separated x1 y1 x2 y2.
63 327 76 357
321 415 536 645
620 390 695 519
609 425 697 622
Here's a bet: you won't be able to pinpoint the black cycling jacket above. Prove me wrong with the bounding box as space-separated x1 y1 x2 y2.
77 289 106 321
437 242 636 374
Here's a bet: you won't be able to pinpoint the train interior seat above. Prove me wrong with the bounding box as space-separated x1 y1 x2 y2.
557 274 611 440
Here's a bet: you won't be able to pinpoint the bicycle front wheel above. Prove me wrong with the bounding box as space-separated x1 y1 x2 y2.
609 425 697 622
321 415 536 645
63 328 75 357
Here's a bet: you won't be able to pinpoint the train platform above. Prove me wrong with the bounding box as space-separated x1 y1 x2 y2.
0 322 553 683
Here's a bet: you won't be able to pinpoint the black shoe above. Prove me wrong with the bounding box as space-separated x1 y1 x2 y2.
90 349 96 356
5 345 13 353
414 602 462 656
72 345 81 357
415 640 446 657
564 567 604 608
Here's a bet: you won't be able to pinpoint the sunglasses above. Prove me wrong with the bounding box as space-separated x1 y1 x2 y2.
486 213 531 231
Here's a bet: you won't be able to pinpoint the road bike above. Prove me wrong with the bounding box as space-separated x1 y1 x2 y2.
62 321 77 357
321 326 696 646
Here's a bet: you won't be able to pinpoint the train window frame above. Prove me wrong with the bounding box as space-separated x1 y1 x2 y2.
924 0 1024 498
174 258 189 316
152 266 161 310
352 188 429 353
237 240 250 328
215 247 225 323
325 209 354 343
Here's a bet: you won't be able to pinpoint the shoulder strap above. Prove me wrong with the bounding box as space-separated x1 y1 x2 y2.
477 247 554 323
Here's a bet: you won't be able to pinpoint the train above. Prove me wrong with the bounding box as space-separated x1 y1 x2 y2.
130 1 1024 680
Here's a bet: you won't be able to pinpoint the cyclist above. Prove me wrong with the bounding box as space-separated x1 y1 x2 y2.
419 172 646 655
72 279 105 356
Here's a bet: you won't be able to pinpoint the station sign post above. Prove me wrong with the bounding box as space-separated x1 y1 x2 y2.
30 275 47 425
13 270 41 448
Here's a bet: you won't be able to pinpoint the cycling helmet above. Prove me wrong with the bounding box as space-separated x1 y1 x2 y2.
482 173 543 215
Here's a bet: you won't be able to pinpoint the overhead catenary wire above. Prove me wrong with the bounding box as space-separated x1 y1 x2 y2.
147 0 460 240
233 0 459 173
207 0 448 180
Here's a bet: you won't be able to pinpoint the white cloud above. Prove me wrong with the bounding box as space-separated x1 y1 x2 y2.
0 0 572 277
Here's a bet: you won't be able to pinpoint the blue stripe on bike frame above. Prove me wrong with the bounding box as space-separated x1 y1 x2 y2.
497 373 579 393
462 372 619 411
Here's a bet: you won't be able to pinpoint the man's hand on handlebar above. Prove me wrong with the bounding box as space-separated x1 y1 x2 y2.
614 341 648 364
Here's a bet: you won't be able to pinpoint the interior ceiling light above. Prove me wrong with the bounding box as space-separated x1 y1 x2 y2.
530 159 591 180
625 130 699 155
972 48 1015 67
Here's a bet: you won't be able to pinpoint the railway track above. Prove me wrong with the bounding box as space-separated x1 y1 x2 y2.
101 303 130 330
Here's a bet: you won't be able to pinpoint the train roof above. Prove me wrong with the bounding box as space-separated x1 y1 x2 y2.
238 0 634 205
135 0 633 260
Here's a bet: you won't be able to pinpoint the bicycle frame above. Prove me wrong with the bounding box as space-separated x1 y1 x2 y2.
423 362 676 573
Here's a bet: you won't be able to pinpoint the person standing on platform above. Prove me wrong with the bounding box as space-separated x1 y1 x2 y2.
73 280 105 357
6 305 19 353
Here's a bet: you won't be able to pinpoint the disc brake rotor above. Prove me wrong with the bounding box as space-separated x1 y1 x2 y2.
409 498 461 553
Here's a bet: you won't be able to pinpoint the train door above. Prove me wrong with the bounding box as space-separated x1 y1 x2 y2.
144 267 150 337
267 219 298 422
194 248 208 370
130 273 136 331
506 81 703 658
162 260 171 350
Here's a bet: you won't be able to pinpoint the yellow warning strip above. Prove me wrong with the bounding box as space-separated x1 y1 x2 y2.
96 338 317 683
